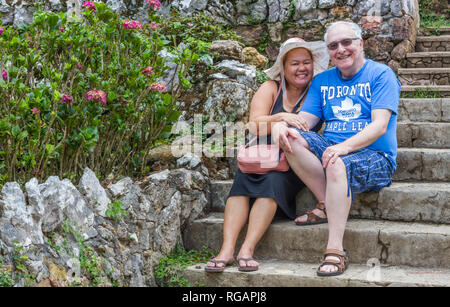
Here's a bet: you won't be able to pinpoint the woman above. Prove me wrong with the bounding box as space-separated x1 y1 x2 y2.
204 38 330 272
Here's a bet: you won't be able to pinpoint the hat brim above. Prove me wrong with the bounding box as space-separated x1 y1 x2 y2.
264 41 329 80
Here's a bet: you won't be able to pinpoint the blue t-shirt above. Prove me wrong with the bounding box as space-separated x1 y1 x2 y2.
301 59 401 168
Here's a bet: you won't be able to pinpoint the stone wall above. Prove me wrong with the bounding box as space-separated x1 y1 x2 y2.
1 0 420 69
0 166 209 287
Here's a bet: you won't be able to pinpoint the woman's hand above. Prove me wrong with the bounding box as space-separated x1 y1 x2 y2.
272 122 301 154
321 144 351 168
278 113 309 131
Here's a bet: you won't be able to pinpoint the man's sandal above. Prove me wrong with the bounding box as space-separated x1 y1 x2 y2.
316 249 349 277
204 258 234 273
295 202 328 226
236 257 259 272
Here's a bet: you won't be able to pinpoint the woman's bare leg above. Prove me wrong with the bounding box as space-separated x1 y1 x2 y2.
206 196 250 268
237 197 278 268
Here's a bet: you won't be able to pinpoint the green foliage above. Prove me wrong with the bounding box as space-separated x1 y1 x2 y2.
0 3 238 187
105 200 129 221
0 257 14 287
155 245 215 287
12 241 35 286
419 0 450 28
400 88 443 99
61 220 116 287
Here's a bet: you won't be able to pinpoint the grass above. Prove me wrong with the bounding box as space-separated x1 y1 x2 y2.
154 245 216 287
400 88 443 99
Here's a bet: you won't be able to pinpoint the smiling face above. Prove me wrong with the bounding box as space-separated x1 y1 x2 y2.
326 24 365 78
282 48 314 90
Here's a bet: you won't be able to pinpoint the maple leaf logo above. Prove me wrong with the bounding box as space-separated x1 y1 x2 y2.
331 97 362 122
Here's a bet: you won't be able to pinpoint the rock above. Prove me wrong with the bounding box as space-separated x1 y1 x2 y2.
177 153 202 169
364 36 394 63
204 79 254 123
361 15 383 35
267 22 283 43
233 25 266 46
215 59 257 89
13 2 34 27
243 47 268 69
108 177 133 198
39 176 97 239
0 182 43 247
293 0 316 18
209 40 244 62
78 167 110 217
330 6 352 18
391 16 416 43
318 0 336 9
157 48 183 92
267 0 290 22
388 59 400 74
355 0 389 17
391 40 413 61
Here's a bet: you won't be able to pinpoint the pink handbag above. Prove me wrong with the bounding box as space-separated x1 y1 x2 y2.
237 85 289 174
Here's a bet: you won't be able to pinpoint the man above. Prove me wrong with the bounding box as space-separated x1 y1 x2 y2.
273 21 401 276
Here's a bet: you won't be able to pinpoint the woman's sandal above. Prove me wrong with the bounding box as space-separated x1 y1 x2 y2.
295 202 328 226
204 257 234 273
316 249 349 277
236 257 259 272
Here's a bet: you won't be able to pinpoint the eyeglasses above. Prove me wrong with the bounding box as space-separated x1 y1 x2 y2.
327 38 360 50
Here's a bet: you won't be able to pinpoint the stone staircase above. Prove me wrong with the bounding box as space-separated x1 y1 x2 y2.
400 29 450 96
181 28 450 287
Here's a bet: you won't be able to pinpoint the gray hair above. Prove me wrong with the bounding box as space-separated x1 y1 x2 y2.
324 21 363 42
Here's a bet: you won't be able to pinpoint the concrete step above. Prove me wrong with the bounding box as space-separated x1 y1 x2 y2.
184 213 450 268
209 181 450 224
394 148 450 182
397 121 450 148
416 35 450 52
397 67 450 86
224 147 450 182
405 51 450 68
423 27 450 36
184 260 450 287
398 98 450 122
401 85 450 98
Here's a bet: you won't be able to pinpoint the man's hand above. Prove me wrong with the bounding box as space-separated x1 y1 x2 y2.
272 122 301 154
321 143 351 168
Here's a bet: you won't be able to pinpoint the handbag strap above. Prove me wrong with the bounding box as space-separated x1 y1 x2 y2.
246 81 283 148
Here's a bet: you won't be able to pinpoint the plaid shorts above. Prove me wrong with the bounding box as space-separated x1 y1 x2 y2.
297 131 395 197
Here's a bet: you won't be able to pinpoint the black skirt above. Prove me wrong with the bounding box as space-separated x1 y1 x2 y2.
228 168 305 220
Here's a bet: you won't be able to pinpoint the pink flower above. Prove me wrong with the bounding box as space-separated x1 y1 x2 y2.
188 23 194 27
82 2 96 11
150 82 166 92
122 20 143 29
142 66 154 76
150 22 158 29
32 108 40 114
0 27 3 35
86 90 107 104
77 64 82 70
145 0 161 11
60 94 73 104
59 25 64 32
1 69 7 81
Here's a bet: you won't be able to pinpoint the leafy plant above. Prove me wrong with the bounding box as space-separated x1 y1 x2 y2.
105 200 129 221
155 245 215 287
0 2 239 188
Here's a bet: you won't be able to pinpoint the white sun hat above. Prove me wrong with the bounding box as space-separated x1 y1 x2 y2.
264 37 329 107
264 37 329 80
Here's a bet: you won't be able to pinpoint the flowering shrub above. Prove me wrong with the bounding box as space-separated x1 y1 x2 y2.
0 2 237 185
